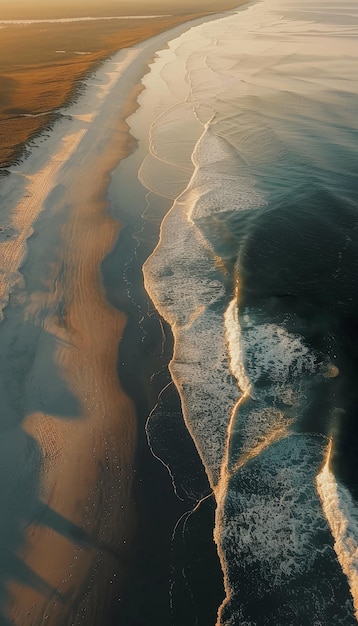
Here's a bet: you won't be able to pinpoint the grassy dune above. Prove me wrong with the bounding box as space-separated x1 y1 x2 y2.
0 1 243 168
0 16 193 167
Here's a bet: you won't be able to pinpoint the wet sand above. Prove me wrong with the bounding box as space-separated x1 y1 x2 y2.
0 4 248 625
0 59 143 626
0 16 211 622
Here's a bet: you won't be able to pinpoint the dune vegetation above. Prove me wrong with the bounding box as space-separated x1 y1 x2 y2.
0 1 242 168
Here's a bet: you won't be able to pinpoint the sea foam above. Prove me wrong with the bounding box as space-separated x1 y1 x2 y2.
216 434 355 626
317 444 358 620
143 128 266 487
139 0 358 623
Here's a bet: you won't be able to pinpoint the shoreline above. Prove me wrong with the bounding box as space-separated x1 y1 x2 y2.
0 2 247 170
100 13 237 620
0 4 249 624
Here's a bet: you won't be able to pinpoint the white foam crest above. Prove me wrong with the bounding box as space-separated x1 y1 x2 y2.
138 16 258 479
172 308 239 484
144 185 224 322
239 405 293 456
224 299 251 395
220 304 311 471
218 308 319 474
142 136 263 488
192 170 265 220
144 132 244 483
240 310 317 398
144 162 239 484
317 445 358 619
216 435 329 595
143 108 267 484
189 130 267 220
239 319 317 464
192 130 235 167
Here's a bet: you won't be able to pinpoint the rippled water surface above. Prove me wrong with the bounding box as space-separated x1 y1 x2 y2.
126 0 358 623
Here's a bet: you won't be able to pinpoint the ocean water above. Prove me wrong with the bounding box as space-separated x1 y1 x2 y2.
136 0 358 624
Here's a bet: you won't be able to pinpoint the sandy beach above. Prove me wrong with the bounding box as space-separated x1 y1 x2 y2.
0 51 144 626
0 3 249 625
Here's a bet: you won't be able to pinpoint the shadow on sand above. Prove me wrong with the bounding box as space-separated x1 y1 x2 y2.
0 293 106 625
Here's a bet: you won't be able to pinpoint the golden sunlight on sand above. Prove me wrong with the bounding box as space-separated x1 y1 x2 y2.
5 83 142 626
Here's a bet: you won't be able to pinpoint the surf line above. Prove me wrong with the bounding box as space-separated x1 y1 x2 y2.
317 439 358 620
